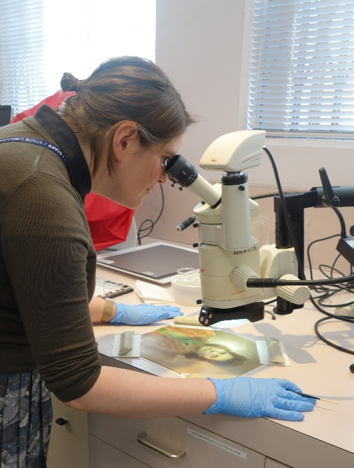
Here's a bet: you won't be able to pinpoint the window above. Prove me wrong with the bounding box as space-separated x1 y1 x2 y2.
247 0 354 138
0 0 156 116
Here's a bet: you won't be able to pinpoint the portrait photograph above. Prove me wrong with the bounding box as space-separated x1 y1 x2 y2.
140 325 263 377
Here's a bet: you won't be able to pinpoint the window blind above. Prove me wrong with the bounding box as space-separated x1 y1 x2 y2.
0 0 156 117
247 0 354 137
0 0 48 117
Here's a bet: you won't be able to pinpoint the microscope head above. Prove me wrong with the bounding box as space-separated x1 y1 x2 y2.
199 130 266 173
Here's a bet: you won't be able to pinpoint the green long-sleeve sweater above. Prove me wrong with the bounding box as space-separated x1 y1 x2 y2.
0 105 101 402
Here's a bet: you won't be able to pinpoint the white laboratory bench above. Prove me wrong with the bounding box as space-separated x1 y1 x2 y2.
50 262 354 468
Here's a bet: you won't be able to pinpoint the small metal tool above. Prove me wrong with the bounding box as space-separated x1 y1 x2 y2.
294 391 338 405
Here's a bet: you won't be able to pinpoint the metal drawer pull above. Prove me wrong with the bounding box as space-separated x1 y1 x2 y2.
137 431 186 459
55 417 69 426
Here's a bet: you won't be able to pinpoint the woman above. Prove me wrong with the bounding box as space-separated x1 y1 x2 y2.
0 56 315 467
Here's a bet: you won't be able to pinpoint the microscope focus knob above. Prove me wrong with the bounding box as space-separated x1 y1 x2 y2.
231 265 262 294
276 274 310 305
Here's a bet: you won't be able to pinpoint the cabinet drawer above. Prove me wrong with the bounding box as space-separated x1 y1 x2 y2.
265 458 292 468
48 395 88 468
89 414 265 468
89 435 150 468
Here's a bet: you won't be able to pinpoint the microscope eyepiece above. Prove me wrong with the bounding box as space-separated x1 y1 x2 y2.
166 154 221 208
165 154 198 188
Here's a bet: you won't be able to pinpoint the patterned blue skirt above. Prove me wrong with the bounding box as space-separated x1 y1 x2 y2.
0 370 52 468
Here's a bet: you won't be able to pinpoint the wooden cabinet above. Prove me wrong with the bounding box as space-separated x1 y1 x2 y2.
48 395 89 468
88 413 265 468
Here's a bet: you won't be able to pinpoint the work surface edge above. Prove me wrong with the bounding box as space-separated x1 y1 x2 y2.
93 263 354 468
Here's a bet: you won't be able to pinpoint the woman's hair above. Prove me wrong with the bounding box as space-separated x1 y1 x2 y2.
58 56 195 174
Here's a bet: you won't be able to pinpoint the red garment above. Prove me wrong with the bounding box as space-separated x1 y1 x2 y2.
10 90 134 251
84 193 134 251
10 90 75 123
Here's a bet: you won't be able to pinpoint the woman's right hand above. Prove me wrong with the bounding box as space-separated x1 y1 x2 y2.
110 302 182 326
204 377 316 421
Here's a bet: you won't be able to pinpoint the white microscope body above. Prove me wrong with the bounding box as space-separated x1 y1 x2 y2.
166 130 310 326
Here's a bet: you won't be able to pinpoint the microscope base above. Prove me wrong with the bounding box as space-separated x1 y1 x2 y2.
199 302 264 326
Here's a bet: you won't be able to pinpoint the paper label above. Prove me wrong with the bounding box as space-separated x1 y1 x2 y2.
187 428 247 459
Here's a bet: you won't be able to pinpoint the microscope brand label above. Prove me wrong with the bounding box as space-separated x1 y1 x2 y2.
234 246 257 255
187 428 247 459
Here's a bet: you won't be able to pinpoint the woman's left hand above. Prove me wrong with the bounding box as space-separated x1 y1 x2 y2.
204 377 316 421
110 303 183 326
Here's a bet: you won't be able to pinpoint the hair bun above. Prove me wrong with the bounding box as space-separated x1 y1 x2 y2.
60 72 80 92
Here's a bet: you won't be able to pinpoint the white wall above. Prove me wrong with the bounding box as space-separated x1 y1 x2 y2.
135 0 354 272
154 0 245 174
136 0 247 247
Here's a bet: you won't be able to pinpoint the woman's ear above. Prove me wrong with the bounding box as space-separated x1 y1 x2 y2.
112 122 139 162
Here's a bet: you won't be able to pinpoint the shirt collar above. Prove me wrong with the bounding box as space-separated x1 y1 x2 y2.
34 104 91 199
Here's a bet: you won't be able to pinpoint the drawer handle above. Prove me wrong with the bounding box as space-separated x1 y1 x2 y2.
137 431 186 459
55 417 69 426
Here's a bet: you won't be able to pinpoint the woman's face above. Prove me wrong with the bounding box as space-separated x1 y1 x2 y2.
115 134 183 209
197 345 234 362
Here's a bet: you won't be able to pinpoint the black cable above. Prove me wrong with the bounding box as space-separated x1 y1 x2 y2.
318 295 354 308
263 146 307 280
137 185 165 245
307 223 354 298
248 274 354 288
264 298 277 305
314 316 354 355
263 145 354 354
318 263 354 295
332 206 347 238
251 190 298 201
315 265 354 306
319 258 342 279
307 233 340 280
259 148 354 287
252 192 279 200
308 240 354 299
252 193 277 199
307 229 354 335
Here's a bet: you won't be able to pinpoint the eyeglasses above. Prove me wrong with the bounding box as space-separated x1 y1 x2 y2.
160 156 170 169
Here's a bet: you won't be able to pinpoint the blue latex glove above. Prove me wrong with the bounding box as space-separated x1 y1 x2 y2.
110 302 182 326
205 377 316 421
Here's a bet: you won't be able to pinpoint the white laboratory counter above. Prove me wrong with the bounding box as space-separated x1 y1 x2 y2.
88 263 354 468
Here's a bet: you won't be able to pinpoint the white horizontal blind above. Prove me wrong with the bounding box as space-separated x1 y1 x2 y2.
0 0 156 117
0 0 48 116
247 0 354 138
